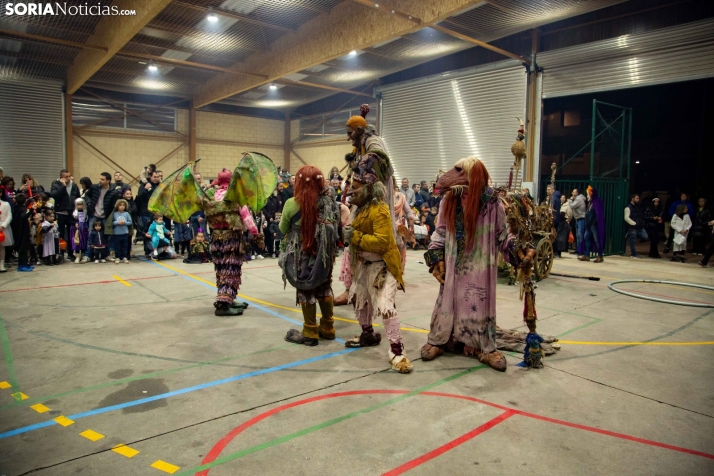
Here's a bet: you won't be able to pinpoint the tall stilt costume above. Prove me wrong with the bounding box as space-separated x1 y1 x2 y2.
149 154 276 316
421 157 513 372
280 165 339 346
345 138 413 373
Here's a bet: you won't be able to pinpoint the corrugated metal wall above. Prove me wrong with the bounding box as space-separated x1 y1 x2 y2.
377 61 527 186
539 18 714 98
0 79 65 188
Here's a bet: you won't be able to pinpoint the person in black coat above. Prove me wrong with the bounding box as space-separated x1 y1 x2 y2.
135 170 161 257
12 193 33 271
82 172 120 261
692 197 711 255
262 189 282 222
644 197 663 258
50 169 80 261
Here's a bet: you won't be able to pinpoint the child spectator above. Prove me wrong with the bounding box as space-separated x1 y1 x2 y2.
174 220 193 256
88 220 108 263
122 189 138 246
31 211 42 265
0 192 14 272
12 193 33 272
112 199 133 264
671 204 692 263
41 210 59 265
70 198 89 263
184 231 211 264
267 212 283 258
147 214 171 259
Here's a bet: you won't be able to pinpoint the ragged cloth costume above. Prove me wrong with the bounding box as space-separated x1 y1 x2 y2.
280 166 339 346
340 105 412 373
149 153 276 316
421 157 513 372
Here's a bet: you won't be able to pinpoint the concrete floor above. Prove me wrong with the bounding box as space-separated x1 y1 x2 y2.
0 246 713 475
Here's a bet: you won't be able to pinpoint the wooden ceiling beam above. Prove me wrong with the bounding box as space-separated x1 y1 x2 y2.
0 28 106 51
192 0 486 108
275 79 373 98
66 0 173 94
114 51 267 79
431 24 531 64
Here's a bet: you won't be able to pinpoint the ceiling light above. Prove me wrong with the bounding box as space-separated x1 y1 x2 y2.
408 16 412 19
138 61 147 65
148 63 158 72
269 83 277 90
349 50 357 56
635 161 640 164
391 10 395 13
207 9 218 22
374 3 379 7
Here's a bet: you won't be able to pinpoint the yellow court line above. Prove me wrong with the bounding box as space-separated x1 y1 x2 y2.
151 460 180 474
30 403 50 413
0 381 11 389
112 275 132 287
79 429 105 441
112 444 140 458
53 415 75 427
11 392 28 401
559 340 714 346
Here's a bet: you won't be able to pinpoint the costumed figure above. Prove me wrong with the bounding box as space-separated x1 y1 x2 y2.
421 157 513 371
343 146 413 374
335 104 402 307
149 154 276 316
280 165 339 346
577 186 606 262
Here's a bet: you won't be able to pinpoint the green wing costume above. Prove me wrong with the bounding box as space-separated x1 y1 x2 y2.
224 151 278 214
148 161 208 223
148 153 279 222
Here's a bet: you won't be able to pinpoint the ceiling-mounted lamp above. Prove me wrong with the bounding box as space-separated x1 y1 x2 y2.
138 61 147 65
148 63 158 72
269 83 277 90
391 10 395 13
374 3 379 7
349 50 357 56
207 8 218 22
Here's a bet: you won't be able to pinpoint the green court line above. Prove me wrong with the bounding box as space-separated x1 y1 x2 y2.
0 344 291 411
556 317 603 338
177 364 486 475
0 315 19 392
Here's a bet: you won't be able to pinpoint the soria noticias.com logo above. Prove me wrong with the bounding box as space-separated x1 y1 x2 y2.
4 3 137 16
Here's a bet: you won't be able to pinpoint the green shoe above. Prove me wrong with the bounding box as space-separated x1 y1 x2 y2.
231 300 250 310
215 306 243 317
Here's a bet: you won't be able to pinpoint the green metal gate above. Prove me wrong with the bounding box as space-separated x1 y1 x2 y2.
542 100 632 256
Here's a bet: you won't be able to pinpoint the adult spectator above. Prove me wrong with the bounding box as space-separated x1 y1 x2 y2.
555 194 570 258
78 177 92 199
111 172 131 195
18 174 44 195
578 186 606 263
418 181 430 205
329 166 343 181
624 193 647 259
82 172 119 263
1 177 15 202
412 184 424 208
279 176 294 203
262 186 282 224
698 218 714 268
194 173 208 190
156 170 164 182
330 179 342 203
400 178 415 207
50 169 80 262
664 193 694 253
569 188 586 254
644 197 663 259
692 197 711 256
135 170 161 255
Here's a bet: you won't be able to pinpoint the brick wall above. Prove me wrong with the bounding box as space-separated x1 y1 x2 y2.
73 108 286 191
288 119 351 177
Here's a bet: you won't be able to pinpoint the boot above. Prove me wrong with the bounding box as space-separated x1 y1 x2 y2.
388 343 413 374
285 329 318 346
420 343 444 361
214 303 242 316
231 300 249 310
317 297 335 340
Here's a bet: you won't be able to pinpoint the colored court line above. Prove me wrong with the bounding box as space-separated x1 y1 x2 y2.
558 340 714 346
11 392 28 401
0 314 20 391
0 381 11 389
185 366 486 475
152 460 180 474
190 389 714 475
29 403 49 413
53 415 75 427
79 429 105 441
112 275 132 287
0 345 291 412
112 444 140 458
0 348 356 440
382 410 516 476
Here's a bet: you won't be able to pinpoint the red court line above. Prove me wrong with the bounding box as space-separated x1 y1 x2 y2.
198 390 714 475
381 410 516 476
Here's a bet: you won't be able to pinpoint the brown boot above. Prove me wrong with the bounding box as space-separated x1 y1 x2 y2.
578 255 590 262
474 348 507 372
345 331 381 348
420 343 444 361
317 297 335 340
333 290 349 306
594 256 603 263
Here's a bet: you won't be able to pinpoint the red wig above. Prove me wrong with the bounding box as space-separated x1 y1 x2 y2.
441 158 490 252
294 165 326 253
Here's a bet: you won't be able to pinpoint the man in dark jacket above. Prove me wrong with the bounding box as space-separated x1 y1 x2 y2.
262 188 282 223
50 169 80 262
135 170 161 257
419 181 431 205
644 197 663 258
624 194 647 258
279 177 294 204
82 172 119 262
111 172 132 195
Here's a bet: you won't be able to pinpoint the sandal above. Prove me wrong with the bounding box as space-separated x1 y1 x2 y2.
345 332 382 348
285 329 318 347
420 343 444 361
475 349 507 372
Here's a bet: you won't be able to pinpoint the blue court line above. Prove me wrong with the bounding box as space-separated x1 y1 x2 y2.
0 348 356 440
142 258 347 344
